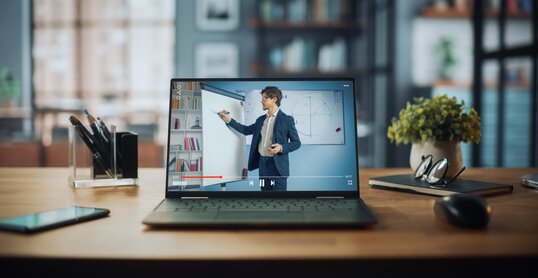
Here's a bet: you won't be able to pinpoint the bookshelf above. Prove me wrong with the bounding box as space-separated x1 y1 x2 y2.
168 82 203 191
251 0 362 76
420 7 531 19
247 0 397 167
419 0 533 20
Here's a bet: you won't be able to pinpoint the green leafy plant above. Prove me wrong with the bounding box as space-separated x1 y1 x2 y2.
436 37 457 80
387 95 481 145
0 68 21 101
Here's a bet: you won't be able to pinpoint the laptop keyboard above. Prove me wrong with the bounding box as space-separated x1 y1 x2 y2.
156 198 360 212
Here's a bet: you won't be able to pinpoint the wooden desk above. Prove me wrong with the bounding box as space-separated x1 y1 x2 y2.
0 168 537 275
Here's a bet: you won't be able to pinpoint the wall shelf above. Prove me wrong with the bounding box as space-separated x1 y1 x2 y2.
420 7 531 19
249 18 362 29
171 129 202 132
250 64 366 77
252 0 361 77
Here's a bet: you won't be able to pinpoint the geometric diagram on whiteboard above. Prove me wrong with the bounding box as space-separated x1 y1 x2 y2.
289 91 344 145
292 96 332 138
244 90 344 145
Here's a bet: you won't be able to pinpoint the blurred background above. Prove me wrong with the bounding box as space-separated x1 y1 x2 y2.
0 0 536 168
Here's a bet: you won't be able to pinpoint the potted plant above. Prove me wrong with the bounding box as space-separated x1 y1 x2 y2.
387 95 481 177
0 68 21 107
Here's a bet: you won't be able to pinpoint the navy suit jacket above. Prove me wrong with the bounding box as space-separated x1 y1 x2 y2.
227 110 301 177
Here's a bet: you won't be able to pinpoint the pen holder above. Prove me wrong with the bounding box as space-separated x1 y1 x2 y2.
68 124 138 188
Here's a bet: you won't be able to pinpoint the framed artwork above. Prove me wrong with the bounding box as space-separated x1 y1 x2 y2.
196 0 240 31
195 43 239 77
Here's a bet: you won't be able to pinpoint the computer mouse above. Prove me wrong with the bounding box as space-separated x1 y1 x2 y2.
434 193 491 229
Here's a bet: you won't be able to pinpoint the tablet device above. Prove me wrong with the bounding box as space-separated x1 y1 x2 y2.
0 206 110 233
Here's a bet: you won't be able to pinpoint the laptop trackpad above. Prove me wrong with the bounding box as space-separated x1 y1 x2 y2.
216 212 304 222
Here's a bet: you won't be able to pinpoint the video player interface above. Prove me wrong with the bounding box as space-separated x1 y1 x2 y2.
167 80 358 192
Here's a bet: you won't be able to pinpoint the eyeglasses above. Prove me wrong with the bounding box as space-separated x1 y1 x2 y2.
414 154 466 187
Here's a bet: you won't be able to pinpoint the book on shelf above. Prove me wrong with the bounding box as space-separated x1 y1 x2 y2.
369 174 513 197
176 159 190 172
173 157 202 172
183 136 201 151
171 96 179 109
185 82 200 90
189 157 202 172
318 38 346 72
193 96 201 110
269 37 346 72
259 0 350 24
172 117 180 129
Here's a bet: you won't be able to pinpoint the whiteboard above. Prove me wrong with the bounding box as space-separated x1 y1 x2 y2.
245 90 345 144
201 89 246 186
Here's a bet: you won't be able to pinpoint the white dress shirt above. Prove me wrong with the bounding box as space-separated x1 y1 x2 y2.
258 109 279 157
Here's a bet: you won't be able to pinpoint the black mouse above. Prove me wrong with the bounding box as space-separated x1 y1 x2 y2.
434 193 491 229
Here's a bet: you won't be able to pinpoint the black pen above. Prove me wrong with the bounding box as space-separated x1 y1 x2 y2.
95 116 124 168
70 115 109 158
84 109 108 144
84 109 112 163
96 117 112 142
69 116 113 178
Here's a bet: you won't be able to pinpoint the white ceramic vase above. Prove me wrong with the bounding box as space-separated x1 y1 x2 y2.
410 140 463 178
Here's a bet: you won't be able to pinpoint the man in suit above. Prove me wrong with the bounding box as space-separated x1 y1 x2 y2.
219 86 301 191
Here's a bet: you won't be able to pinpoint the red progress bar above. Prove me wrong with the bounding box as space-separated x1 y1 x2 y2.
182 176 222 179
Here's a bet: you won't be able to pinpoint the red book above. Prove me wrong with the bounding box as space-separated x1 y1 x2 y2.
190 160 196 172
507 0 519 14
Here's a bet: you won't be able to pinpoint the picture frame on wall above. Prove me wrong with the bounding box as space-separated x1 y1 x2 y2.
195 43 239 78
196 0 240 31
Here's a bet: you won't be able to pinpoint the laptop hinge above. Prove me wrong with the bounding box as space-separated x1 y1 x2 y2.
316 196 344 199
181 197 209 199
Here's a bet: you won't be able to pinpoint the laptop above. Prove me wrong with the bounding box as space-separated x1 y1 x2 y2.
143 78 377 227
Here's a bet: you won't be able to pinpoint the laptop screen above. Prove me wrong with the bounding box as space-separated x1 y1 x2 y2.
166 79 358 192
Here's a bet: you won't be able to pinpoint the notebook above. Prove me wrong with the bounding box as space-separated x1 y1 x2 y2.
142 78 377 227
369 174 514 197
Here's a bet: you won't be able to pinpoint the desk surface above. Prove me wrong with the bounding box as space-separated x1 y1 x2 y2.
0 167 537 262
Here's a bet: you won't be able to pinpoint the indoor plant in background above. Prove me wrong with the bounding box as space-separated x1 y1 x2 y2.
387 95 481 177
435 37 457 81
0 67 21 108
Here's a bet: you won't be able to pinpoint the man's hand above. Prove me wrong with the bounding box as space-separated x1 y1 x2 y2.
218 110 231 123
267 143 282 155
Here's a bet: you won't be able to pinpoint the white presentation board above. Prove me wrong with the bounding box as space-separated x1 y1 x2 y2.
244 90 345 144
201 89 246 187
